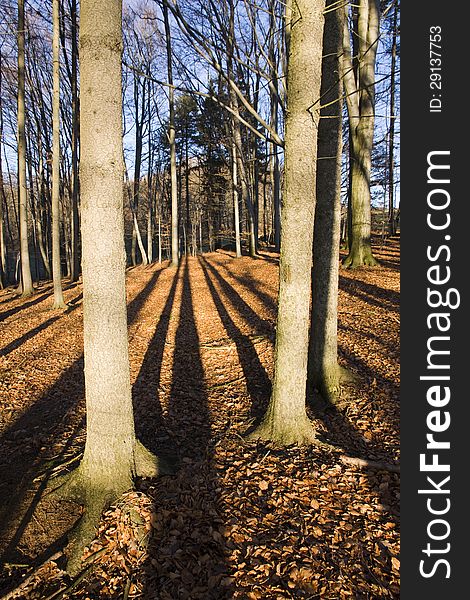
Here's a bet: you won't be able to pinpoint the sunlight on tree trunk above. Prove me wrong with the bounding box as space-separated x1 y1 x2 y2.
53 0 161 573
163 0 179 268
341 0 379 268
51 0 65 309
17 0 34 296
309 0 354 402
250 0 325 445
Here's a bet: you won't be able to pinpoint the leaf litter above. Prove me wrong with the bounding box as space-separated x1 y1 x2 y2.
0 238 400 598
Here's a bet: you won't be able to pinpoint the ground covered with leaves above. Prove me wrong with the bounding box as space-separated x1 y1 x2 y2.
0 238 400 599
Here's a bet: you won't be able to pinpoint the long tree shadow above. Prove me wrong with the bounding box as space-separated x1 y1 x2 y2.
201 256 273 339
338 321 399 357
308 342 400 526
199 257 271 420
0 283 79 323
216 260 277 315
0 266 166 576
339 275 400 313
143 258 232 598
0 295 83 358
132 266 180 458
0 292 53 323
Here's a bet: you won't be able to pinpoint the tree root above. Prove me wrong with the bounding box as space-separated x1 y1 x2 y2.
339 454 400 473
43 439 176 576
134 440 177 477
247 416 318 446
310 365 359 408
342 251 379 269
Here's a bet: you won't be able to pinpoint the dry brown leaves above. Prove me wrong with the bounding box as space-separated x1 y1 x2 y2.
0 238 400 599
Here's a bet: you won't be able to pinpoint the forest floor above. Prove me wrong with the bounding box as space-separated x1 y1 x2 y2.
0 237 400 599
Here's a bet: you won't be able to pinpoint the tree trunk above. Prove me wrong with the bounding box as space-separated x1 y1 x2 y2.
308 0 350 401
70 0 80 282
269 0 281 252
17 0 34 296
250 0 325 445
59 0 160 572
163 0 178 267
0 52 7 288
387 1 397 236
341 0 379 268
51 0 66 308
231 133 241 257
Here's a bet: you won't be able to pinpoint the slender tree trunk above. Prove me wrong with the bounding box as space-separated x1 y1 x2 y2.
251 0 325 444
70 0 80 281
163 0 178 267
269 0 281 251
0 53 7 287
158 213 162 263
51 0 66 308
231 134 241 257
17 0 34 296
387 0 397 236
308 0 350 401
341 0 379 268
147 79 153 263
59 0 160 572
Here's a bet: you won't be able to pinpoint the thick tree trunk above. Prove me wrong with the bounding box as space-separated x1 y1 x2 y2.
309 0 350 401
17 0 34 296
251 0 325 445
57 0 160 573
51 0 66 308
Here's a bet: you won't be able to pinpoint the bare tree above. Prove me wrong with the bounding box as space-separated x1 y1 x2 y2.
308 0 353 401
51 0 65 308
251 0 325 444
17 0 34 295
341 0 380 268
53 0 161 572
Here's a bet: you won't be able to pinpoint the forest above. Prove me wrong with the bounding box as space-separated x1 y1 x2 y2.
0 0 400 598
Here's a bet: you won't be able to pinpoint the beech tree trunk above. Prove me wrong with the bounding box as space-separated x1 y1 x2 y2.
387 1 397 236
231 134 242 257
17 0 34 296
163 0 179 267
59 0 160 572
308 0 348 401
70 0 80 282
251 0 325 445
341 0 379 268
51 0 65 308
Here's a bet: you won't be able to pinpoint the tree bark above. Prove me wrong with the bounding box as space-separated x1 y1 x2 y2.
58 0 160 572
17 0 34 296
163 0 179 267
231 134 241 257
51 0 66 308
250 0 325 445
70 0 80 282
387 1 397 236
308 0 350 401
341 0 379 268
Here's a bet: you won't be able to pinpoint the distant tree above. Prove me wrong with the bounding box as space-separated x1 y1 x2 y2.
341 0 380 268
17 0 34 295
51 0 65 308
251 0 325 444
162 0 179 267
